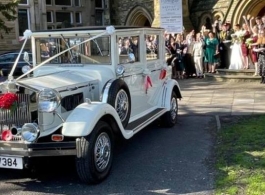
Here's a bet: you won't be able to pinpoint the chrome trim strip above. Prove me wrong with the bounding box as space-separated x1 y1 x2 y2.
0 149 76 157
0 141 77 157
162 86 167 107
76 138 81 158
131 108 167 134
101 78 115 103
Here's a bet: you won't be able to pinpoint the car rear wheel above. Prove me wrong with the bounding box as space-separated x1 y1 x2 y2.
76 121 113 184
162 91 178 127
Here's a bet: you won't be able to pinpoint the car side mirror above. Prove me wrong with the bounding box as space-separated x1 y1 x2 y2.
128 53 135 63
23 51 29 63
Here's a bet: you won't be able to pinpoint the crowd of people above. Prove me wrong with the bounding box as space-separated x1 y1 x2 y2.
165 14 265 83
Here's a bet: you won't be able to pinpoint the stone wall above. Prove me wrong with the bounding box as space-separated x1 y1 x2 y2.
112 0 193 32
189 0 231 31
110 0 154 25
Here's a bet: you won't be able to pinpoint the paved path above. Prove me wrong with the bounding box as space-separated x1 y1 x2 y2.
178 79 265 116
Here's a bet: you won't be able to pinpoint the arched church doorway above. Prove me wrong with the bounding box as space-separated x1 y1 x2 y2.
258 6 265 16
232 0 265 25
125 6 152 27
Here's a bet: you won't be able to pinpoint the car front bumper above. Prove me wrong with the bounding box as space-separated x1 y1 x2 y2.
0 141 77 157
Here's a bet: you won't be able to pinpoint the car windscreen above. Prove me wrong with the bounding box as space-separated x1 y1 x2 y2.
35 36 111 65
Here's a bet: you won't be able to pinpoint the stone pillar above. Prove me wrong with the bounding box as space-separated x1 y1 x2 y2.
40 0 47 30
33 0 40 30
152 0 194 31
182 0 193 31
152 0 161 28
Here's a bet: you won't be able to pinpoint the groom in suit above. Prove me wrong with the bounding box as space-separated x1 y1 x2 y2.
219 23 233 69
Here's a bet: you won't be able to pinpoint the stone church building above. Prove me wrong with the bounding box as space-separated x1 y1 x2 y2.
0 0 264 53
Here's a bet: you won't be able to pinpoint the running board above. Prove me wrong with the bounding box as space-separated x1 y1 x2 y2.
125 108 167 132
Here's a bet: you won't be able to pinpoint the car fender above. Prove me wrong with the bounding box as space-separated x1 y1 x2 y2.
62 102 133 139
161 79 182 110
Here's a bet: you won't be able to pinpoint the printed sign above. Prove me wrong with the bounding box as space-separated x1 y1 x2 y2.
160 0 183 33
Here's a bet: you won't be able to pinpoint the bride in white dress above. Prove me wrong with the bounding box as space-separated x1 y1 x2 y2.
229 24 244 70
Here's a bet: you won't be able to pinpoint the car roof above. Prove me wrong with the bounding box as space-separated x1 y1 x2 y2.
34 26 164 33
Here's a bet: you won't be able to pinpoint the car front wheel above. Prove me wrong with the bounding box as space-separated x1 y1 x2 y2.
107 79 131 128
76 121 113 184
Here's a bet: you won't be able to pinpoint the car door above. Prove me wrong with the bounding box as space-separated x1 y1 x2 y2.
144 32 165 108
117 33 152 119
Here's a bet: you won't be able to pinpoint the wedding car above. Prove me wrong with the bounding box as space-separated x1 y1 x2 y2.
0 26 182 184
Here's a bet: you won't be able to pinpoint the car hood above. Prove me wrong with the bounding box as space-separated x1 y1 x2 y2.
17 70 98 92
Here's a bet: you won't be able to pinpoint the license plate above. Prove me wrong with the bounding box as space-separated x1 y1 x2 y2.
0 156 23 169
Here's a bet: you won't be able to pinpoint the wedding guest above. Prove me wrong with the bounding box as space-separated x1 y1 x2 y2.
250 16 264 34
167 36 177 78
219 23 232 69
120 38 132 54
247 16 259 75
240 23 251 69
40 41 50 61
118 38 123 54
212 15 222 38
262 15 265 27
183 30 196 78
200 26 209 73
168 36 176 54
165 33 171 48
203 30 219 73
146 35 157 54
174 33 185 79
252 27 265 83
130 37 139 61
193 32 205 78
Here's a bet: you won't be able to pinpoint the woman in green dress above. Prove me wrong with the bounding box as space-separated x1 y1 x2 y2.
204 31 219 73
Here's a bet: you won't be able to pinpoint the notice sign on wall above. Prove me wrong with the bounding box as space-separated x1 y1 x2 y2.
160 0 183 33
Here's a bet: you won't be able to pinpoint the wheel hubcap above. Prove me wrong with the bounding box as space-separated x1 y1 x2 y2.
115 89 129 122
94 132 111 172
170 97 177 120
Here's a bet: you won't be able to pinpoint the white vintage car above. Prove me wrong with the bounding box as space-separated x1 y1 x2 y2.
0 26 182 184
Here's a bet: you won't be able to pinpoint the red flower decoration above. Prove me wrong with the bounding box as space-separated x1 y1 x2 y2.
0 93 18 111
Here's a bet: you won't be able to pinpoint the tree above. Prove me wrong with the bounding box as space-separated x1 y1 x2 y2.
0 0 19 38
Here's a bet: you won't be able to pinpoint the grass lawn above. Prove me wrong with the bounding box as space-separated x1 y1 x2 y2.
215 115 265 195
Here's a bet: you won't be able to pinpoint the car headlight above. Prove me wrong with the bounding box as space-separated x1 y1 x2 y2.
38 88 61 112
22 65 31 74
21 123 39 142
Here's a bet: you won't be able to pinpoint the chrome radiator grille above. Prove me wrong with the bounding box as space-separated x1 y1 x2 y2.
0 94 32 140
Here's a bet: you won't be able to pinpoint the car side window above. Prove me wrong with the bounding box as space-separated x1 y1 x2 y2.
145 34 159 60
0 55 6 62
0 54 16 62
118 36 139 64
